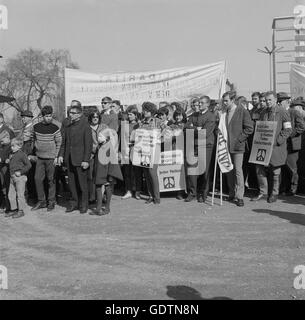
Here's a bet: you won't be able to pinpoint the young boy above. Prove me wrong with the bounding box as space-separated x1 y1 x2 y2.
6 138 32 218
0 130 12 213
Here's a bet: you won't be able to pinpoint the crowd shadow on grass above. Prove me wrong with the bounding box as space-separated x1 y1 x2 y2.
253 209 305 226
166 286 232 300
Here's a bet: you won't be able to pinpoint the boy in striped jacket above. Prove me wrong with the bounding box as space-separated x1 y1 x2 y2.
31 105 62 212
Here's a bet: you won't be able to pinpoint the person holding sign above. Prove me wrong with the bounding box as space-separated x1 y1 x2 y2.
121 105 142 200
222 91 253 207
137 102 162 204
251 91 292 203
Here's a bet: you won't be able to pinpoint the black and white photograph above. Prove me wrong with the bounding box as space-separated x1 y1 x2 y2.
1 0 305 303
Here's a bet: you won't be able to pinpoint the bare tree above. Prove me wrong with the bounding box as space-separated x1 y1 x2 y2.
0 48 78 116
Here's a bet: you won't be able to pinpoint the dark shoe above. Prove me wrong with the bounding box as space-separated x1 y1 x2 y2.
145 197 154 204
12 210 25 219
5 209 18 218
226 196 236 202
135 192 141 200
31 201 47 211
153 199 160 204
184 194 195 202
250 194 265 201
79 208 88 214
102 208 110 215
267 195 277 203
197 195 204 203
285 191 296 196
47 202 55 212
236 199 244 207
65 205 78 213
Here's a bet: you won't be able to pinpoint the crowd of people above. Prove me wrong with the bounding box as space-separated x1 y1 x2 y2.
0 89 304 218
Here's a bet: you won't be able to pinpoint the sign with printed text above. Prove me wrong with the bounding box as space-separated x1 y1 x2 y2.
157 151 186 192
290 63 305 98
249 121 277 166
65 61 227 110
132 129 160 168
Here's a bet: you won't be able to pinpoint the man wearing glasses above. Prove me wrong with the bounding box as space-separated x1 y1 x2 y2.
58 100 93 214
100 96 119 132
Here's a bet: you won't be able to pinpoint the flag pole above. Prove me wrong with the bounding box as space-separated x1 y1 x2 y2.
220 169 223 206
211 133 219 206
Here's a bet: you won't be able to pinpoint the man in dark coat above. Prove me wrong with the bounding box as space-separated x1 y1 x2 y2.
223 91 254 207
252 91 292 203
281 98 305 195
58 100 93 213
184 95 216 202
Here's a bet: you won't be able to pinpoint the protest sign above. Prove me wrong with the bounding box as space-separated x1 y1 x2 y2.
65 61 227 110
290 62 305 98
157 150 186 192
131 129 160 168
249 121 277 166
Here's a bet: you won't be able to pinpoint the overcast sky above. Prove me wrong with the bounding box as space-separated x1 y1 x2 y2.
0 0 300 97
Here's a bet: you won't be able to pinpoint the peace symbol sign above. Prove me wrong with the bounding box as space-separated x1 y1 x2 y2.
163 177 175 189
141 155 151 167
256 149 266 162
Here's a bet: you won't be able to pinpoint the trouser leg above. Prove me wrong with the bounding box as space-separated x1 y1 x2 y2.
271 166 281 196
123 164 132 191
187 174 197 197
8 177 17 210
45 159 56 203
149 164 160 201
104 184 112 210
88 158 96 202
256 165 268 195
143 167 153 198
233 153 244 200
286 152 299 193
96 185 103 211
76 166 89 210
34 158 46 202
198 147 213 198
134 166 142 192
67 162 78 207
15 176 27 211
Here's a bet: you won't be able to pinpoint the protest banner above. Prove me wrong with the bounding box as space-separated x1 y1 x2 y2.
290 62 305 98
131 128 160 168
249 121 277 166
64 61 227 110
157 150 186 192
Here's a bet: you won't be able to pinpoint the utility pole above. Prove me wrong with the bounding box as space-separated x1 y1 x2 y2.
257 46 283 91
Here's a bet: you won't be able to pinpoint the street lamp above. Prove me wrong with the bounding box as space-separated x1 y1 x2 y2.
257 46 283 91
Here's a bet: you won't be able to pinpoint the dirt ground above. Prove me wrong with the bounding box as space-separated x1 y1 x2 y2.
1 192 305 300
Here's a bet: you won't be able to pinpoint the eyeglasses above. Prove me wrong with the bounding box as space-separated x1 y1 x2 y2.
69 111 81 115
